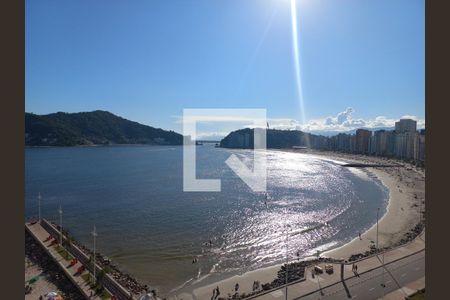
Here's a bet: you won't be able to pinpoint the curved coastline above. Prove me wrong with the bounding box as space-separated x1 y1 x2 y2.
176 151 425 300
321 158 422 259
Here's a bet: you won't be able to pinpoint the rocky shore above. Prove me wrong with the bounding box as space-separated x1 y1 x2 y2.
347 222 424 262
53 224 152 297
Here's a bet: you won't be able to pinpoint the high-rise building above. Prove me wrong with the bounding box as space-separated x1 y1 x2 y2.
395 119 417 133
369 135 377 155
414 132 425 162
394 133 407 159
355 129 371 154
405 132 418 160
373 130 389 156
386 131 396 157
307 117 423 163
336 133 351 152
350 135 356 153
395 131 418 160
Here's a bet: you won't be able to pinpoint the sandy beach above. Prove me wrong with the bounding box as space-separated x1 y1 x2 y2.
313 151 425 259
176 151 425 300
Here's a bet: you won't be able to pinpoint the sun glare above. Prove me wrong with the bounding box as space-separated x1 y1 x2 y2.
290 0 310 146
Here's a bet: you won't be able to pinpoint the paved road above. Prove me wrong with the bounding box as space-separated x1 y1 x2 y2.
296 251 424 300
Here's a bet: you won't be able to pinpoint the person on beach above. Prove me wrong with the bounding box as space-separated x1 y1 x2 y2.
352 263 359 276
235 283 239 292
211 288 216 300
215 286 220 299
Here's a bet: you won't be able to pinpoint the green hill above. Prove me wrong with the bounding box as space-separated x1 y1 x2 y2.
25 110 183 146
220 128 330 149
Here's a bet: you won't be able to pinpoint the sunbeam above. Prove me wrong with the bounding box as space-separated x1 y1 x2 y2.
290 0 310 147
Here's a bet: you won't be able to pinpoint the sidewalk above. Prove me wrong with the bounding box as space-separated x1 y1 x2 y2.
256 232 424 300
26 221 102 300
383 277 425 300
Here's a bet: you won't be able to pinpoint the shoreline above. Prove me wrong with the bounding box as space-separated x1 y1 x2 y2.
322 158 423 258
25 143 183 149
177 150 425 300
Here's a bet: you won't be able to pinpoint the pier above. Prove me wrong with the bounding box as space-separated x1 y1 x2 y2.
341 163 400 168
26 219 137 300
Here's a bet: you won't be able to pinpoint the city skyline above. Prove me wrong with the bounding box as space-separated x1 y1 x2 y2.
26 0 424 137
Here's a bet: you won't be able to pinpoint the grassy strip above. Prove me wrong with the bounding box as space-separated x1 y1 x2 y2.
55 245 73 261
81 273 91 283
80 273 112 300
408 288 425 300
99 289 112 300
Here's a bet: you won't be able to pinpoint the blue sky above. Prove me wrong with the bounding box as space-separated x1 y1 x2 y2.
26 0 424 137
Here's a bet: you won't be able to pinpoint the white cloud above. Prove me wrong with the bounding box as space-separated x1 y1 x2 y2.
172 108 425 138
267 108 425 134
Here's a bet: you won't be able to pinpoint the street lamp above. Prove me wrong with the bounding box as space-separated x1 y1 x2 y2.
377 208 386 297
283 223 307 299
58 205 63 246
91 226 98 285
381 251 386 297
316 268 324 296
376 208 380 250
284 224 290 300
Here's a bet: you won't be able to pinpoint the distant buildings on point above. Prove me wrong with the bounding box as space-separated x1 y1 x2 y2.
221 118 425 166
324 119 425 165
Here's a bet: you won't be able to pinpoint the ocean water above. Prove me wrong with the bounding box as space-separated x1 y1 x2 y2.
25 145 388 295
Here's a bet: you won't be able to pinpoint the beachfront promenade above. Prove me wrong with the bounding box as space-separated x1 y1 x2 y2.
177 232 425 300
297 250 424 300
26 219 136 300
26 220 102 299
